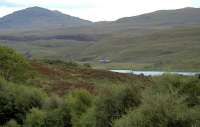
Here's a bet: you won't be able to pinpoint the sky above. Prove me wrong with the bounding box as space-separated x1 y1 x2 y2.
0 0 200 21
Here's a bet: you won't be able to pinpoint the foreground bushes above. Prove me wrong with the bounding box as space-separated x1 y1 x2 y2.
114 91 200 127
0 78 46 125
114 75 200 127
0 70 200 127
0 46 34 83
93 84 141 127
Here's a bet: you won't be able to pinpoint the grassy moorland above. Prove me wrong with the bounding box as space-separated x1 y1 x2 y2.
0 45 200 127
1 26 200 71
1 7 200 71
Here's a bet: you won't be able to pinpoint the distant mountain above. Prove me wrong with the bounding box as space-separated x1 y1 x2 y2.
1 7 200 71
0 6 93 29
116 7 200 27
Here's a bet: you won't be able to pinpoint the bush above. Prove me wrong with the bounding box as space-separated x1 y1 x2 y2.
65 90 93 127
78 107 96 127
24 102 72 127
83 63 92 68
43 59 79 68
0 46 33 83
114 93 200 127
23 108 46 127
43 94 63 110
154 75 200 106
42 97 72 127
5 119 21 127
0 78 46 125
43 109 65 127
114 75 200 127
94 84 141 127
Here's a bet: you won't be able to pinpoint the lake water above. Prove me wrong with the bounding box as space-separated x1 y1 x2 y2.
111 70 199 76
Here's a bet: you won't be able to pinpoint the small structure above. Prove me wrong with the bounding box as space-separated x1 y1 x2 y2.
24 51 32 59
99 57 111 64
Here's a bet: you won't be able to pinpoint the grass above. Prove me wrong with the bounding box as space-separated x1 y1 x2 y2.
30 60 151 96
1 26 200 71
0 46 199 127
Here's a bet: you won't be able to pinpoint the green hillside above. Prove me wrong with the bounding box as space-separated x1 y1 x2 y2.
0 7 92 29
0 46 199 127
0 7 200 71
83 26 200 71
1 26 200 71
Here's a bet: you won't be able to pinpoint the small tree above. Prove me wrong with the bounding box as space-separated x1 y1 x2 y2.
0 46 33 83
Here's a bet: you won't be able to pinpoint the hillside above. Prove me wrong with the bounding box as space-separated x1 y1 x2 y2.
0 7 200 71
0 46 199 127
0 6 92 29
116 7 200 27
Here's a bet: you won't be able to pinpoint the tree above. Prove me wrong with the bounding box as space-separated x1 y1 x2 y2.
0 46 33 83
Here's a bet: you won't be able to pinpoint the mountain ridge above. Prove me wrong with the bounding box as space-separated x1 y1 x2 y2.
0 6 93 29
0 7 200 70
1 7 200 30
116 7 200 27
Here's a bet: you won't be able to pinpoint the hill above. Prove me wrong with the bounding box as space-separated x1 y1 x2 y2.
0 6 92 29
0 7 200 71
0 46 199 127
116 7 200 27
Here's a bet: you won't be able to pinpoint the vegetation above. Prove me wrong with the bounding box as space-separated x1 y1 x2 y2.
1 7 200 71
0 46 199 127
0 46 34 83
2 25 200 71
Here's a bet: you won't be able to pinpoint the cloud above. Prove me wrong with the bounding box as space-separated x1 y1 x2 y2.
0 0 21 7
192 0 200 7
0 7 21 17
0 0 194 21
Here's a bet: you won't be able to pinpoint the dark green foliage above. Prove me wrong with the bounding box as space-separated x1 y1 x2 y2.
43 94 63 110
5 119 21 127
43 59 92 69
1 74 200 127
22 90 94 127
113 75 200 127
83 63 92 68
93 84 141 127
0 46 33 83
0 47 200 127
66 90 93 127
114 93 200 127
0 78 46 125
23 108 46 127
78 107 96 127
154 75 200 106
28 101 71 127
43 59 80 68
43 109 66 127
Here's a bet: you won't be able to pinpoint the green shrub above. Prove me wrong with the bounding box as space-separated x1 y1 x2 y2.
24 102 71 127
43 109 65 127
114 93 200 127
43 94 63 110
65 89 93 127
154 75 200 106
83 63 92 68
5 119 21 127
43 59 79 68
23 108 46 127
0 46 33 83
78 107 96 127
114 75 200 127
94 84 141 127
0 78 46 124
58 101 72 127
